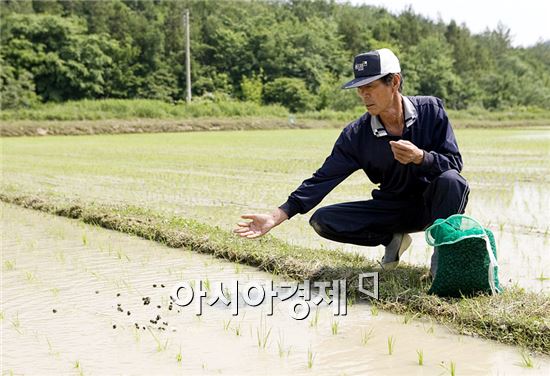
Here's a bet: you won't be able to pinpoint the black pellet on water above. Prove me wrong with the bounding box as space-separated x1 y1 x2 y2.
52 309 57 313
117 307 123 312
117 303 121 307
113 325 117 329
162 322 168 326
117 293 121 297
127 311 131 316
153 284 157 288
95 291 99 294
157 305 161 309
156 315 161 321
161 284 165 288
142 326 146 330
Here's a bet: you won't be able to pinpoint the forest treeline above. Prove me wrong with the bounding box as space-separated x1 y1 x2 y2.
1 0 549 112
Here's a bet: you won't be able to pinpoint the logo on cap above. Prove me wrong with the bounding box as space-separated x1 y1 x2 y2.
354 61 368 71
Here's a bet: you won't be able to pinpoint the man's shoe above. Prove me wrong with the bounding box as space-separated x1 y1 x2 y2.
379 233 412 271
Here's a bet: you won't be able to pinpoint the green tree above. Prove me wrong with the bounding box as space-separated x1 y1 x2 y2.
263 77 314 112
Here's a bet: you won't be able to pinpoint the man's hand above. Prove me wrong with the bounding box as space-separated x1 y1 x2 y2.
389 140 424 165
233 208 288 239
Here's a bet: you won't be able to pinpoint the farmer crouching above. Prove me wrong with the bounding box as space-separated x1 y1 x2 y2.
234 48 469 278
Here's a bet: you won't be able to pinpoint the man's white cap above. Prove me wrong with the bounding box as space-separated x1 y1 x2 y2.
341 48 401 89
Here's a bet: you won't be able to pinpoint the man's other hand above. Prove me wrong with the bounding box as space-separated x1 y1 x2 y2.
389 140 424 165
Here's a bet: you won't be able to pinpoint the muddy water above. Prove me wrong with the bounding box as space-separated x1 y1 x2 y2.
2 204 549 375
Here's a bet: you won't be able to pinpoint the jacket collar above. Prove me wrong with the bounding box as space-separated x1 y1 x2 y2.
370 96 417 137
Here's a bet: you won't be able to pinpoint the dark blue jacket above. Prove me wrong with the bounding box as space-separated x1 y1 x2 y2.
279 96 463 219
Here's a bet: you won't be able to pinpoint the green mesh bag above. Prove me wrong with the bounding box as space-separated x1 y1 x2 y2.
425 214 500 298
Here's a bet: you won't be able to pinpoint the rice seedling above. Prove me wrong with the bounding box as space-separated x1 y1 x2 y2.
176 346 183 364
82 233 88 245
256 316 272 349
535 271 550 282
0 311 3 320
309 307 320 328
223 318 232 331
9 313 21 334
46 337 60 357
233 323 242 336
519 349 534 368
387 336 395 355
307 346 316 369
440 360 456 376
331 320 339 335
361 328 374 345
277 333 291 357
116 248 130 261
234 263 242 274
424 320 435 334
416 349 424 365
402 312 419 324
4 259 15 270
370 305 379 316
24 270 36 282
54 250 66 264
50 287 60 296
74 360 84 376
148 328 169 352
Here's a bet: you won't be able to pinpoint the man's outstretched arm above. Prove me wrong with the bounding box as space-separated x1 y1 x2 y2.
234 128 360 239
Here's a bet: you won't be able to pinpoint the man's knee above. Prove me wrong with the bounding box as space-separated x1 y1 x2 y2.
433 169 469 193
428 169 470 214
309 207 330 235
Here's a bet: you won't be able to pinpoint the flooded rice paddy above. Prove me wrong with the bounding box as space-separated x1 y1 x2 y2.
2 203 549 375
1 127 549 293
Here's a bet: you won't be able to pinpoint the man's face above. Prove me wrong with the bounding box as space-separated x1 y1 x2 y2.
356 78 395 116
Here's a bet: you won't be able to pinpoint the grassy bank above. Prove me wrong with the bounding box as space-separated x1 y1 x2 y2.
0 117 341 137
1 191 548 354
1 99 548 137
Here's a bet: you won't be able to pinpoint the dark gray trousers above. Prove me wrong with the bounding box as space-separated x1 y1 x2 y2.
308 169 469 248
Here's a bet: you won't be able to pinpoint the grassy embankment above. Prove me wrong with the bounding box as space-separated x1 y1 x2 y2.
1 99 549 136
1 191 548 354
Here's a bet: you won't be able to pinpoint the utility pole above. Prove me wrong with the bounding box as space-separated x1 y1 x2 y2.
183 9 191 103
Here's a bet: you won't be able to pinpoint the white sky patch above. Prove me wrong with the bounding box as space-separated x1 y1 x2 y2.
340 0 549 47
